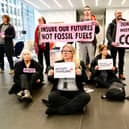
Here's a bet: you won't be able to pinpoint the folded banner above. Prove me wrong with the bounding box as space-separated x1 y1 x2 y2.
39 21 96 43
115 21 129 48
98 59 113 70
54 62 75 78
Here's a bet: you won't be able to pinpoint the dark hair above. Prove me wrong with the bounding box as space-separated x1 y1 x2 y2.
41 16 46 24
99 44 107 53
2 15 10 23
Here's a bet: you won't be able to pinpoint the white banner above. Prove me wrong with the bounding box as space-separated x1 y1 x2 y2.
54 62 75 78
98 59 113 70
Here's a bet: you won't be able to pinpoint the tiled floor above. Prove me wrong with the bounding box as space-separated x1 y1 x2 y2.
0 51 129 129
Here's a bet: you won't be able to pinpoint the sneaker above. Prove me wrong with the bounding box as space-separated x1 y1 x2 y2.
0 69 4 73
22 90 32 102
8 69 14 74
119 74 126 80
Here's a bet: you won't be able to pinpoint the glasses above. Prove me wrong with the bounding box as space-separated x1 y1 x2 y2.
61 50 72 53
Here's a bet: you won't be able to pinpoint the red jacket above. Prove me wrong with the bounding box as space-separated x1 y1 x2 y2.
34 25 39 54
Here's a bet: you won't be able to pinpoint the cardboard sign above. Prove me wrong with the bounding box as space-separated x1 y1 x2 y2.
54 62 75 78
115 21 129 48
39 21 96 43
98 59 113 70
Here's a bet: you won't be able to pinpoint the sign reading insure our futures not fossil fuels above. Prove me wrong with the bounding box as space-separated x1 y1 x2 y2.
54 62 75 78
115 21 129 48
39 21 96 43
98 59 113 70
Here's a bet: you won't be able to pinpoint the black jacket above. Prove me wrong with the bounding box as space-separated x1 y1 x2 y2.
48 60 87 92
90 54 120 84
106 18 126 49
14 59 43 84
0 23 15 55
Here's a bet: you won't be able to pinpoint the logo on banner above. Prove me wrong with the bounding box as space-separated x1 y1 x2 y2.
23 68 36 73
54 62 75 78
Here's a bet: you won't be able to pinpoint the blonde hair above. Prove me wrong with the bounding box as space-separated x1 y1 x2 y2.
20 49 32 59
61 44 80 68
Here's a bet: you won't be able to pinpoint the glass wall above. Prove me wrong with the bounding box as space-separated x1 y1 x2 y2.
0 0 35 42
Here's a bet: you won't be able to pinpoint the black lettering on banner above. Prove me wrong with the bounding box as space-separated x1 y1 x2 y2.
58 26 69 32
125 34 129 45
119 34 125 45
41 26 57 32
75 32 92 39
54 33 73 40
119 34 129 45
70 25 93 31
42 33 52 40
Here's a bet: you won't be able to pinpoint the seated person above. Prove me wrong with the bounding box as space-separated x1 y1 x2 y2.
42 44 90 115
9 49 43 102
90 44 121 88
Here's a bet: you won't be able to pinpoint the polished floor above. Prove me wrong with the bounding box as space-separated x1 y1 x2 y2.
0 51 129 129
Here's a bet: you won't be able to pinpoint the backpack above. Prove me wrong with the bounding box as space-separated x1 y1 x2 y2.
102 82 126 101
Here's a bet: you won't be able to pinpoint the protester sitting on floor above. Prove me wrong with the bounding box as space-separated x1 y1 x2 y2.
8 49 43 102
42 44 90 115
90 44 122 88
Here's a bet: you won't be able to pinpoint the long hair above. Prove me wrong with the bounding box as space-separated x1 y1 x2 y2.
61 44 80 68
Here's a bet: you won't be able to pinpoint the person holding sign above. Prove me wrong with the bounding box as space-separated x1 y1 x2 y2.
79 5 100 69
106 9 126 80
34 16 50 73
8 49 43 102
90 44 121 88
0 15 15 74
42 44 90 115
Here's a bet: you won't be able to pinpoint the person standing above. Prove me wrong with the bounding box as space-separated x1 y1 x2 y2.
79 5 100 68
0 15 15 74
34 16 50 73
106 9 126 80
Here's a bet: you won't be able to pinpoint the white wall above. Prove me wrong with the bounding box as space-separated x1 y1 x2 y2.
105 8 129 43
39 9 76 23
34 9 41 28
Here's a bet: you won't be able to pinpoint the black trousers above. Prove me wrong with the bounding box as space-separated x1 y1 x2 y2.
0 45 14 70
38 49 50 72
47 90 90 114
110 47 125 75
19 73 41 92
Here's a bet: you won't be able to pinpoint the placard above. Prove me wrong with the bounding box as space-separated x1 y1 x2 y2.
115 21 129 48
98 59 113 70
54 62 75 78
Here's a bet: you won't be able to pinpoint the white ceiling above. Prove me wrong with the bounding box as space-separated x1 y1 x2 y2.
24 0 129 13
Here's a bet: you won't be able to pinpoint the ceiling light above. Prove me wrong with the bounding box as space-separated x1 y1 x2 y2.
121 0 126 5
108 0 112 6
96 0 98 6
82 0 85 7
54 0 62 8
67 0 74 8
39 0 50 8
